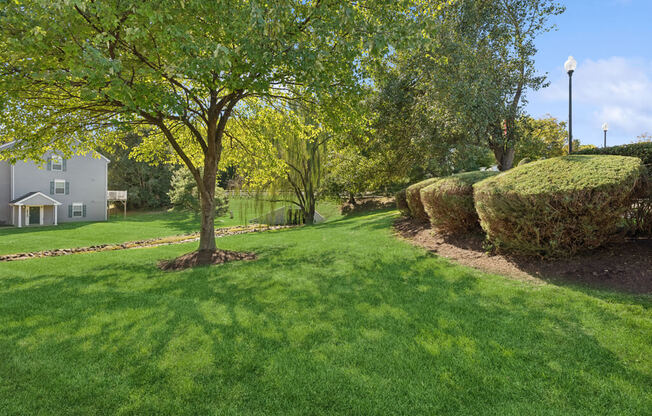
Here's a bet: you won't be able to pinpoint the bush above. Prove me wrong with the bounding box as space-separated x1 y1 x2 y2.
169 167 229 216
421 171 499 233
406 178 439 221
473 155 645 257
342 197 395 215
395 189 410 217
576 142 652 235
517 157 532 166
575 142 652 166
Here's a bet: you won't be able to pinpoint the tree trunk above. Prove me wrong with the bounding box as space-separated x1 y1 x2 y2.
348 192 356 205
493 145 515 171
304 196 316 225
197 159 218 259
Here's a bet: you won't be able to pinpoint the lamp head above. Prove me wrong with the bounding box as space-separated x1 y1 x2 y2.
602 122 609 132
564 56 577 74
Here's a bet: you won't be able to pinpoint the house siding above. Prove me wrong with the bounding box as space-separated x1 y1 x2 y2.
0 161 11 225
11 151 108 223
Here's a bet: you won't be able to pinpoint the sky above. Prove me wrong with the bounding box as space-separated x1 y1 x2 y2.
526 0 652 147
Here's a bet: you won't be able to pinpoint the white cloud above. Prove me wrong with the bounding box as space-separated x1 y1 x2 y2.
535 56 652 138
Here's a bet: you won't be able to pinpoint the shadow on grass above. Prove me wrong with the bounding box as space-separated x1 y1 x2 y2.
1 212 650 414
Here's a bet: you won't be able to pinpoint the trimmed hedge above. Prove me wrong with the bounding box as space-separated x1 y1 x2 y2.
421 171 499 233
575 142 652 167
395 189 410 217
517 157 532 166
474 155 645 257
576 142 652 235
406 178 439 222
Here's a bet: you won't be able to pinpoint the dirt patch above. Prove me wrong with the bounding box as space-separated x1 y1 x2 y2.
394 218 652 294
158 249 257 271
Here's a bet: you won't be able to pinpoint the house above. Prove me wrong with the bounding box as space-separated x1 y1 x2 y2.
0 142 110 227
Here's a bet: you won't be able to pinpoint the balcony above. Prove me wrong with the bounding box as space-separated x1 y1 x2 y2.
107 190 127 201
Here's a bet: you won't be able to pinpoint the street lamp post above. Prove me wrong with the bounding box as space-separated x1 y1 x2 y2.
602 123 609 148
564 56 577 154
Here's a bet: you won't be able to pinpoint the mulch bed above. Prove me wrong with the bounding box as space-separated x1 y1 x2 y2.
394 217 652 294
158 249 257 271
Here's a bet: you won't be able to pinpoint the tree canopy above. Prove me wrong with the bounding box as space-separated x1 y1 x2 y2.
0 0 425 257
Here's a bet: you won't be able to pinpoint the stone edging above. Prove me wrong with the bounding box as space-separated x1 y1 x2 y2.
0 224 294 262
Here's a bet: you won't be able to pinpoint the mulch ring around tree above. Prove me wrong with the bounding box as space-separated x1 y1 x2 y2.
157 249 257 271
394 218 652 294
0 225 293 263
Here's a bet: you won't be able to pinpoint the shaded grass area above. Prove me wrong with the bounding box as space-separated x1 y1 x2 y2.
0 198 340 255
0 211 650 415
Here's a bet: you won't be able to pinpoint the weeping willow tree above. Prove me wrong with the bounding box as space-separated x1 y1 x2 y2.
224 104 329 225
275 123 327 225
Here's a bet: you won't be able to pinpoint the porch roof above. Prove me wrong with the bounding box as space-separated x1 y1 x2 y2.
9 192 62 206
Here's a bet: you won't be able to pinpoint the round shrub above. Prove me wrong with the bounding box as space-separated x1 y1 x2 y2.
576 142 652 236
395 189 410 217
406 178 439 222
517 157 532 166
421 171 499 233
473 155 645 257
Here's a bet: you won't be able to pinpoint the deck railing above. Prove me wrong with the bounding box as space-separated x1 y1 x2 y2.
107 190 127 201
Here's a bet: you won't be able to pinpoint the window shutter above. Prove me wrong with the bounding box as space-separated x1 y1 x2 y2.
62 159 67 171
47 158 51 171
68 205 72 218
82 205 87 217
50 181 54 195
65 181 70 195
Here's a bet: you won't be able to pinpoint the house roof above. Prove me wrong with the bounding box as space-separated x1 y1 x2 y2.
9 192 62 206
0 140 110 163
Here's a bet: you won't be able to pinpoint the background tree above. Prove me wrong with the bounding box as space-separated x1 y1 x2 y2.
364 56 497 183
322 149 375 205
514 115 568 163
168 167 229 217
635 133 652 143
224 105 328 225
106 133 174 210
409 0 565 170
0 0 420 263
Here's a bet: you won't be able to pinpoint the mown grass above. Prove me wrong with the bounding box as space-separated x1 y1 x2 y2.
0 198 339 255
0 210 650 415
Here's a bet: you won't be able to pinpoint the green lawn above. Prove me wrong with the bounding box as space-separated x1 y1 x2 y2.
0 198 340 255
0 210 650 415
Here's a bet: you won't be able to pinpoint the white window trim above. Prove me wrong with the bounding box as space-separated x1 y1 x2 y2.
51 155 63 171
72 202 83 217
54 179 66 195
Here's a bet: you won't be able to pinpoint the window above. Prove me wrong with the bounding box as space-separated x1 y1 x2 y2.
54 179 66 195
51 155 63 171
72 203 83 217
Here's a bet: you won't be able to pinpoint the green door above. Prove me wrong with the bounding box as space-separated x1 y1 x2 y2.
29 207 40 225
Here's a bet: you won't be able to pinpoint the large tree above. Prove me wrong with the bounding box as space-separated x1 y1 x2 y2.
432 0 565 170
0 0 418 263
374 0 564 172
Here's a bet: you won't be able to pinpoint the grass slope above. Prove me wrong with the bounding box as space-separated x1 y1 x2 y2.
0 211 650 415
0 198 339 255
